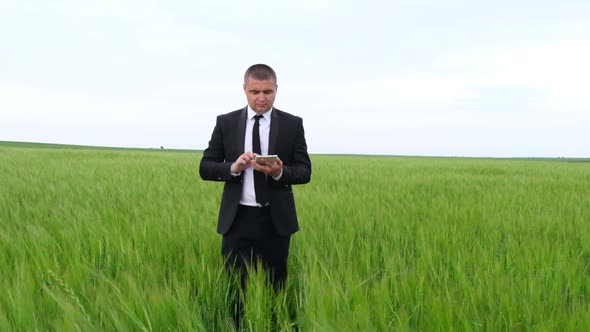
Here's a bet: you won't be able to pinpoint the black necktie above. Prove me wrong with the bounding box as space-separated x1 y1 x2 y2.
252 115 268 205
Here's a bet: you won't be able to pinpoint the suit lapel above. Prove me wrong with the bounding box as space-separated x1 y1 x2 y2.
237 107 247 154
269 108 279 155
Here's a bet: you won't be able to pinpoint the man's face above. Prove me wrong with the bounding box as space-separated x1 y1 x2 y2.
244 77 277 113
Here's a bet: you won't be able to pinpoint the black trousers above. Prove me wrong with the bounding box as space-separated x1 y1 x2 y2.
222 205 291 328
222 205 291 289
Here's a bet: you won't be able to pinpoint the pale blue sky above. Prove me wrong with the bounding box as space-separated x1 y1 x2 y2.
1 0 588 157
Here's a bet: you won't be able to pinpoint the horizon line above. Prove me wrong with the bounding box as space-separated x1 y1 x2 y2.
1 140 588 160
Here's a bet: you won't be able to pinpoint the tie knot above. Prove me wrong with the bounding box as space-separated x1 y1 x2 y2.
254 114 263 122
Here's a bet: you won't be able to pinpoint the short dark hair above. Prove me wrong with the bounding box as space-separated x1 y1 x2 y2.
244 64 277 84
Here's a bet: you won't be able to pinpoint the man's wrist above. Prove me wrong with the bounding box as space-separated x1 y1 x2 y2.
272 168 283 180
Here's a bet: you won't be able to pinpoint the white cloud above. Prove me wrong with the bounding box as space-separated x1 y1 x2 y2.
281 74 478 115
371 75 478 107
444 39 590 112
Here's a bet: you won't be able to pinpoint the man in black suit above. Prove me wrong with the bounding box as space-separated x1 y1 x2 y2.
199 64 311 323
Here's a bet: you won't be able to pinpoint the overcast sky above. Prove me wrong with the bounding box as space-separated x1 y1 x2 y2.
1 0 588 157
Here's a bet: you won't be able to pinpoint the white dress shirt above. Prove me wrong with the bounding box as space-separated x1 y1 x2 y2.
239 107 272 206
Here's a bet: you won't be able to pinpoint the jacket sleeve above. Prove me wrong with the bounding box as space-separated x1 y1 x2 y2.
274 117 311 185
199 116 241 183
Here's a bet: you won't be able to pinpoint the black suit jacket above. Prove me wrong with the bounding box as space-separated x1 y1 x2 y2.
199 107 311 236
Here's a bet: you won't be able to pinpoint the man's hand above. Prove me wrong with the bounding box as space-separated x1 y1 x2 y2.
231 152 256 174
251 156 283 178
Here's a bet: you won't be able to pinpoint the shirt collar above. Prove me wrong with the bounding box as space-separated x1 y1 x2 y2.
247 106 273 121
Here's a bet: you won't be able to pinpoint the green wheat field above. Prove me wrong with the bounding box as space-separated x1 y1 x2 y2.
1 141 589 331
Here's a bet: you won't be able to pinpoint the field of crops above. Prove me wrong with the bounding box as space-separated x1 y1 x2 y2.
1 142 589 331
